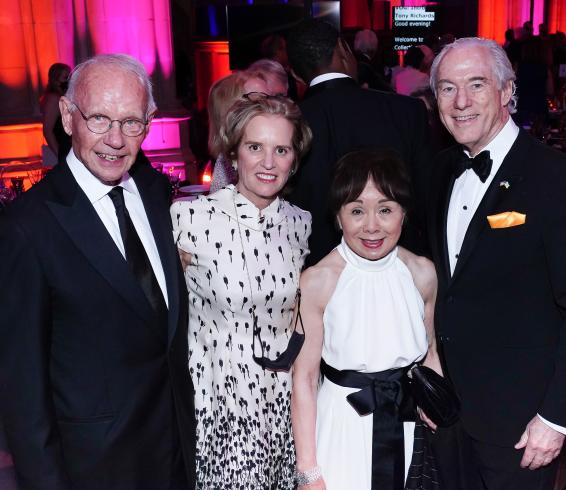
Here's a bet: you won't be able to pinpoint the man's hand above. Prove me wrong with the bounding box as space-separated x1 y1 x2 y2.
514 416 564 469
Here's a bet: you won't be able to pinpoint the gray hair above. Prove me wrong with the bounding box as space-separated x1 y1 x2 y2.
430 37 517 114
246 59 289 94
354 29 378 57
66 53 157 118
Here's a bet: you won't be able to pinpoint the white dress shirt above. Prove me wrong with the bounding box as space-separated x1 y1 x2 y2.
309 72 351 87
446 118 566 435
67 150 169 307
446 118 519 275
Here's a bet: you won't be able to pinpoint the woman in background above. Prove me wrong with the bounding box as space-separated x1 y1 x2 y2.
247 58 289 96
172 94 312 488
40 62 72 164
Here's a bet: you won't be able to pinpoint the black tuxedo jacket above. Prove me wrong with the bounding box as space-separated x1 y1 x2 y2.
428 130 566 446
289 77 431 264
0 161 196 489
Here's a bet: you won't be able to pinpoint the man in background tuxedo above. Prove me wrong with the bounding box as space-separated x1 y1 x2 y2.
0 54 195 490
286 19 431 265
428 37 566 489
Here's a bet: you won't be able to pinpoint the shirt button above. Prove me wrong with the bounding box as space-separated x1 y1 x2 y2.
455 254 459 259
463 205 468 210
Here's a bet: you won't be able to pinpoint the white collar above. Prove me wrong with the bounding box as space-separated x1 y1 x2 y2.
338 238 398 272
463 117 519 167
67 149 138 203
310 72 351 87
207 184 286 231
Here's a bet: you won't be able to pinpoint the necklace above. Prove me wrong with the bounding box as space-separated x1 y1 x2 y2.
232 189 304 367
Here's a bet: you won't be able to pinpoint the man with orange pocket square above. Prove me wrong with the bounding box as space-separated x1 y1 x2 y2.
427 38 566 489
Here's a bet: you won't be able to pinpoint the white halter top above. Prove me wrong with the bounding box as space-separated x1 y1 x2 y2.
322 239 428 372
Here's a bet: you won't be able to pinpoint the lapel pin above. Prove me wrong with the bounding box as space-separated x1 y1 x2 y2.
499 180 510 189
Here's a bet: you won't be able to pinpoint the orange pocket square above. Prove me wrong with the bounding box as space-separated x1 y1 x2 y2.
487 211 526 229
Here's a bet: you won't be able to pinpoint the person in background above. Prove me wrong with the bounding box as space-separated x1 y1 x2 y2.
428 37 566 489
171 94 312 489
292 148 441 489
260 33 299 100
40 62 72 164
353 29 392 92
521 20 534 40
418 44 435 75
247 58 289 96
393 46 429 96
286 19 431 264
410 86 454 155
207 72 250 193
504 28 521 69
0 53 196 490
515 36 552 136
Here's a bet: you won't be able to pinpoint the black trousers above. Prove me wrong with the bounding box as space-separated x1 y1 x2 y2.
430 422 559 490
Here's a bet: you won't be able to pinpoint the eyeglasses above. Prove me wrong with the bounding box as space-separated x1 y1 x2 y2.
242 91 288 102
71 104 148 137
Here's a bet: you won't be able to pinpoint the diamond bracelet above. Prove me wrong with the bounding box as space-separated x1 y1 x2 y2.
295 465 322 486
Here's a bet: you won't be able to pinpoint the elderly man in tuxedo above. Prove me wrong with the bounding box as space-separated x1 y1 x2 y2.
427 37 566 489
0 54 195 490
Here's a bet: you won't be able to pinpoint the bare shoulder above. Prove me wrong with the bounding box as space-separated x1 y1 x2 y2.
301 250 345 308
397 247 437 300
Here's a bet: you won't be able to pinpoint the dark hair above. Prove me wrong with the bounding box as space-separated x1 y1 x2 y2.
260 34 286 59
404 46 424 69
287 19 338 83
329 148 412 217
520 37 544 64
46 62 71 93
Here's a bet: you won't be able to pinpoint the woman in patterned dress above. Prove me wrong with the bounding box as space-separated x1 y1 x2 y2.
171 94 312 489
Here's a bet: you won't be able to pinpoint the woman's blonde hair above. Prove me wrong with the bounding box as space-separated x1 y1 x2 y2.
207 72 250 157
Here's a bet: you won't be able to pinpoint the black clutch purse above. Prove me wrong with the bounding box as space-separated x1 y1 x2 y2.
407 365 460 428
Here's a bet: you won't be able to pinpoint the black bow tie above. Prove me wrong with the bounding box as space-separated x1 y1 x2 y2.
453 150 492 183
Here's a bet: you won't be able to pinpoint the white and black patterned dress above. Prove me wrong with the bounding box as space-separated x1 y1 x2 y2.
171 185 311 489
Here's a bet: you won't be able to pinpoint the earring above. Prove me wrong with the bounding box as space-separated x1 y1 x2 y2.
289 167 296 177
231 161 238 170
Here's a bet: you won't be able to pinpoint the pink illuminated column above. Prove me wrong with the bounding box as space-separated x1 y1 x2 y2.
79 0 176 109
0 0 177 121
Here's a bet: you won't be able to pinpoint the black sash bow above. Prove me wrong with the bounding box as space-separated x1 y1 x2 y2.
320 360 414 490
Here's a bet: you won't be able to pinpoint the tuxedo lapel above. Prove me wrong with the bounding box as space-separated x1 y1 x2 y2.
451 132 530 282
432 148 458 283
45 163 162 335
132 164 181 347
438 170 456 283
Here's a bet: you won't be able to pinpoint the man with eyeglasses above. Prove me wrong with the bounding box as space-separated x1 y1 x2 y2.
0 54 196 490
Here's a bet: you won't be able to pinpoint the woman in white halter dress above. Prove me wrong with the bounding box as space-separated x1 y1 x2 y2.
291 149 443 490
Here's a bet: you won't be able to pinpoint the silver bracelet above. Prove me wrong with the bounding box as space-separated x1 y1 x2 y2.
295 465 322 486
